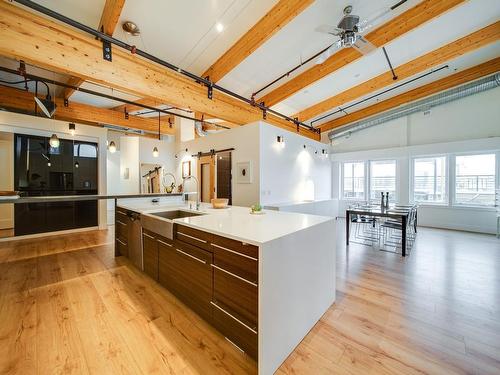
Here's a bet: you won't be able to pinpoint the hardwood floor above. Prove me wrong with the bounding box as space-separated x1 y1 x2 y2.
0 224 499 374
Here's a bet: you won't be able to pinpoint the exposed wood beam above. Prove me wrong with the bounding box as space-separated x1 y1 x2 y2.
0 2 319 140
320 57 500 132
63 0 126 100
113 98 162 114
0 85 175 135
202 0 313 83
296 21 500 122
258 0 465 107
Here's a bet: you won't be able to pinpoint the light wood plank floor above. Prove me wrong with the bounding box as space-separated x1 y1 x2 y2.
0 223 499 374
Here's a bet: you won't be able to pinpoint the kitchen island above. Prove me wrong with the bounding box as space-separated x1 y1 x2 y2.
115 197 336 375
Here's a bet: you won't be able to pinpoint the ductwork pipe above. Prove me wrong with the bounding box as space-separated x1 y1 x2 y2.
328 73 500 141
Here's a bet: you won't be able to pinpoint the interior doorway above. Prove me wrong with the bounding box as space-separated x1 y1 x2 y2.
197 156 215 203
216 151 232 205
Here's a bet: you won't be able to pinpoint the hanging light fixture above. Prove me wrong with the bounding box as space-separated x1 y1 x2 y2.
153 111 160 157
108 141 117 153
69 123 76 136
74 160 79 168
49 133 60 148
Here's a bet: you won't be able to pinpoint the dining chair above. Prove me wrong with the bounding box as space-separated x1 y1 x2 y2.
379 206 417 254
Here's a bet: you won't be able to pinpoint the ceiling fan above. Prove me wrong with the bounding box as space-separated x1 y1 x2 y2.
315 4 397 64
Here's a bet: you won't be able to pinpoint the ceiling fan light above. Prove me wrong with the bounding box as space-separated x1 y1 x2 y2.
49 133 60 148
35 94 56 118
108 141 117 153
152 146 159 158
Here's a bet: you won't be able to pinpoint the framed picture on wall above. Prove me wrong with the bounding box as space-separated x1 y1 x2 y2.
236 161 252 184
182 160 191 178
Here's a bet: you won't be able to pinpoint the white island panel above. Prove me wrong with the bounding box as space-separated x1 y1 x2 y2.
259 218 336 375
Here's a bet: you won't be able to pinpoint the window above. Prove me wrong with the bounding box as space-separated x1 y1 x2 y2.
413 156 447 204
370 160 396 201
74 143 97 158
455 154 496 206
342 162 365 199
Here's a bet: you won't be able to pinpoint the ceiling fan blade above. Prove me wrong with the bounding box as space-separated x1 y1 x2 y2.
356 8 392 34
352 35 377 55
315 43 340 65
315 24 343 36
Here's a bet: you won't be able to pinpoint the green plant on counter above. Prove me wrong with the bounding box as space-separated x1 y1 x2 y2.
251 204 262 213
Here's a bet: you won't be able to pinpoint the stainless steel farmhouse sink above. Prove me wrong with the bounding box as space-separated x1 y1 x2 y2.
149 210 204 220
140 210 204 239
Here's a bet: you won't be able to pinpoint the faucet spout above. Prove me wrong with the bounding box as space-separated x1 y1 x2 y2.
182 175 200 210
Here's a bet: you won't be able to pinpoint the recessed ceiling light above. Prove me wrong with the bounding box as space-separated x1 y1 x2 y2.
215 23 224 33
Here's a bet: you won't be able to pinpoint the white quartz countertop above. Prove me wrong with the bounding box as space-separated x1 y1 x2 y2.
117 201 333 245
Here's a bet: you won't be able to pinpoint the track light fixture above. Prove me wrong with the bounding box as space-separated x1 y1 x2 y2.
108 141 116 153
69 123 75 136
49 133 60 148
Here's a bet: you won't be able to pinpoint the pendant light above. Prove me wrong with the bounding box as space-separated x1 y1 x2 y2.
69 123 76 136
49 133 60 148
153 111 160 158
74 161 79 168
108 141 116 153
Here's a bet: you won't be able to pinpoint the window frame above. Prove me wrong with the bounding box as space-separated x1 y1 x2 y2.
341 160 366 201
451 151 498 208
368 159 398 203
410 154 449 206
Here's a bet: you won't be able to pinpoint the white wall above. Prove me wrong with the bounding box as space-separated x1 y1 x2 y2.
178 122 261 207
0 111 108 229
329 87 500 234
259 123 332 205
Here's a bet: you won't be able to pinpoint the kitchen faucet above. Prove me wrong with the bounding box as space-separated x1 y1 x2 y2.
182 175 200 210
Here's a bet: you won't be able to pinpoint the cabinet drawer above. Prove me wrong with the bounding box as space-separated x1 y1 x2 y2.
212 301 258 360
212 244 258 284
213 266 258 327
159 241 212 321
115 237 128 257
175 224 212 251
115 217 128 241
142 231 158 281
211 234 258 260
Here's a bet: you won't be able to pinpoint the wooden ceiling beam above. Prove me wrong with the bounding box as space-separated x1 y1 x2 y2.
297 21 500 122
63 0 126 100
320 57 500 132
0 2 319 140
202 0 313 83
258 0 465 107
0 85 175 135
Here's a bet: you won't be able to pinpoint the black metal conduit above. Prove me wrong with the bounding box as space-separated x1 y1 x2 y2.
0 66 231 130
12 0 316 132
310 65 449 126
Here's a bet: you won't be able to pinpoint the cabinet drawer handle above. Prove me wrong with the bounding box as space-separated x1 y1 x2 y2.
157 239 172 247
116 238 127 246
175 248 206 264
117 210 127 215
211 243 257 261
212 264 257 287
143 232 155 239
211 301 257 334
116 220 126 226
177 231 207 243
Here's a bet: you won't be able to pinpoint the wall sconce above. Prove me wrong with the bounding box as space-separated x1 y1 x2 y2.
152 146 159 158
276 135 285 148
322 149 328 157
68 123 75 136
108 141 117 153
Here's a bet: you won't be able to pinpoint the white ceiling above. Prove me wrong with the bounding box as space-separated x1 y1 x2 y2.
270 0 500 117
4 0 500 126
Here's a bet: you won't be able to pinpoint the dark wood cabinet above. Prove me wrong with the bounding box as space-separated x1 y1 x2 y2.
115 209 129 257
159 238 213 322
142 230 159 281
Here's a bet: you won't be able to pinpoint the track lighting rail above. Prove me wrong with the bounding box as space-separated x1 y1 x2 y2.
12 0 316 133
0 66 229 130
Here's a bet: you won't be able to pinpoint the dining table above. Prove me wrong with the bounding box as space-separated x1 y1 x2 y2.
345 204 417 257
